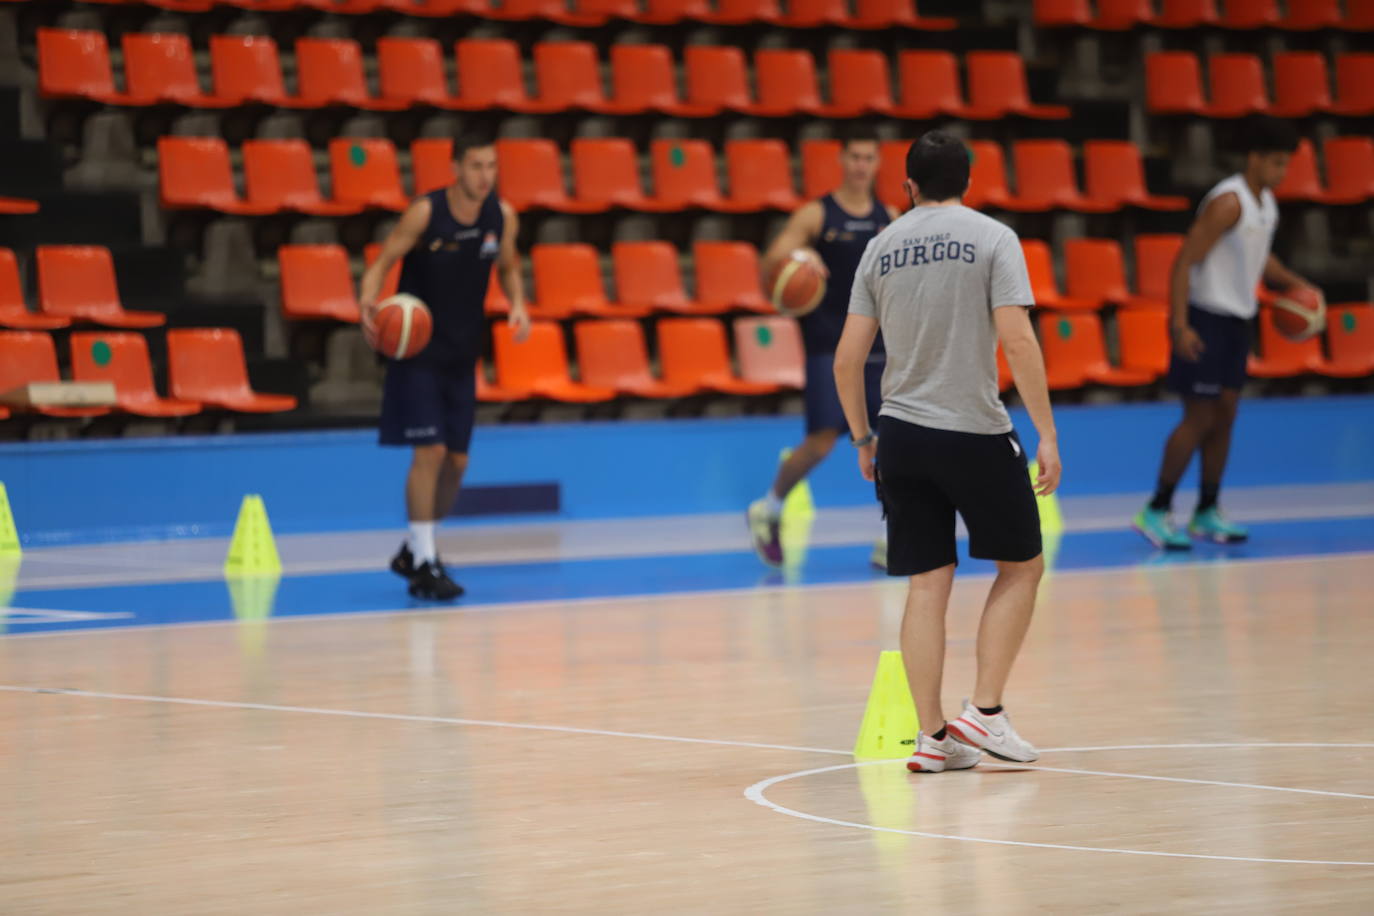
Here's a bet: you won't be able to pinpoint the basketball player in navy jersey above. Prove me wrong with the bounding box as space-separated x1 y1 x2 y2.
748 128 900 568
360 135 530 600
1133 117 1314 550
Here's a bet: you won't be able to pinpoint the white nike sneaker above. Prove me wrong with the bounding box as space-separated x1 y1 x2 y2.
947 702 1040 763
906 730 982 773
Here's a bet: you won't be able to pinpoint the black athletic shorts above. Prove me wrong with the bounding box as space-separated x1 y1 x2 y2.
1166 305 1250 398
875 416 1042 576
378 357 477 453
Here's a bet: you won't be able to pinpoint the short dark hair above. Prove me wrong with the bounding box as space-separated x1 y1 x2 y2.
453 133 495 161
839 123 880 148
1241 116 1299 155
905 131 969 201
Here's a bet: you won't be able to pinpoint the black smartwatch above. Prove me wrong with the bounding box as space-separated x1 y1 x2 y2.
851 432 876 448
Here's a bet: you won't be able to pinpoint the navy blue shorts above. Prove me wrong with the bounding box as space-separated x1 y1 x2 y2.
805 353 883 435
379 358 477 453
1166 305 1251 399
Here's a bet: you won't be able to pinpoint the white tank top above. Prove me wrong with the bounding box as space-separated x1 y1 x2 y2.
1188 174 1278 320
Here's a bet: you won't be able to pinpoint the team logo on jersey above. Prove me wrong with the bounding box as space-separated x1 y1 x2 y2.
479 232 500 259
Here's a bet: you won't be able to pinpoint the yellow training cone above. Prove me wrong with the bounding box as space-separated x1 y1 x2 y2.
0 482 22 557
778 448 815 521
1029 461 1063 536
224 495 281 576
853 650 920 759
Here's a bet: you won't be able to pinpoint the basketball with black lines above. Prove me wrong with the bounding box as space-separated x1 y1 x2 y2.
368 293 433 360
765 250 827 318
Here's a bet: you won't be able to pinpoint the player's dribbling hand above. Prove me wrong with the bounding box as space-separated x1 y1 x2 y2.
1172 324 1205 362
509 306 531 343
858 440 878 482
1034 439 1061 497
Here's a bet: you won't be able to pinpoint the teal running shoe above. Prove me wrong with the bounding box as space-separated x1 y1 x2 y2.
1189 507 1249 544
1132 507 1192 551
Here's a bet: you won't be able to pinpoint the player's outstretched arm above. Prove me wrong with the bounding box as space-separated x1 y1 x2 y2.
762 201 827 279
359 197 431 326
498 201 530 342
1170 192 1241 362
995 306 1060 496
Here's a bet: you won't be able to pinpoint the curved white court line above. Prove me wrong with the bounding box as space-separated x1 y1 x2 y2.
745 746 1374 867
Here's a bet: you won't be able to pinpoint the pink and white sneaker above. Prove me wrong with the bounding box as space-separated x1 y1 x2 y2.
947 702 1039 763
906 730 982 773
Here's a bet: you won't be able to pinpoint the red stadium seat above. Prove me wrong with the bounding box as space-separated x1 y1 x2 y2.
1275 0 1341 29
1271 52 1333 117
122 33 232 108
295 38 406 111
877 139 912 213
1083 141 1188 211
158 136 277 215
1345 0 1374 30
693 241 772 315
1033 0 1091 26
1218 0 1279 28
530 244 637 319
1021 240 1097 312
1274 139 1327 203
329 139 409 211
964 52 1070 120
476 359 531 404
1094 0 1155 28
734 317 804 389
571 138 664 211
0 197 39 215
657 318 780 395
70 331 201 417
37 29 129 104
0 331 110 417
208 35 304 108
1206 53 1270 117
1064 239 1131 310
649 140 738 211
1129 234 1183 311
496 139 602 214
243 139 363 216
801 139 843 200
1038 313 1155 388
1322 137 1374 205
1009 140 1116 213
0 248 70 330
1146 52 1205 115
966 140 1013 210
682 46 753 114
574 320 696 398
1116 310 1171 378
1315 305 1374 378
825 49 894 116
894 51 969 119
850 0 955 28
36 246 165 328
1333 54 1374 117
166 328 297 412
278 245 362 322
492 322 616 402
753 49 822 116
1248 309 1321 378
724 139 801 211
411 138 456 196
612 241 697 314
531 42 611 113
454 39 536 112
363 244 400 302
1155 0 1218 28
702 0 781 24
637 0 712 24
606 44 714 116
780 0 849 27
377 37 462 109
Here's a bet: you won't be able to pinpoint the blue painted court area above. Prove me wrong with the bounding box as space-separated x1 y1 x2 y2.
5 514 1372 636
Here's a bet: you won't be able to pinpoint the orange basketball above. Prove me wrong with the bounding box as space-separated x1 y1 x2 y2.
368 293 433 360
765 251 827 317
1272 286 1326 342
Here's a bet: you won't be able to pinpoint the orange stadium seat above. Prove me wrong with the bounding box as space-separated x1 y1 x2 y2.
1218 0 1279 28
894 51 969 119
703 0 782 24
278 245 362 322
1094 0 1156 28
1248 309 1321 378
70 331 201 417
1083 141 1188 211
877 139 913 212
851 0 955 28
612 241 697 314
692 241 772 315
1271 52 1333 117
657 318 780 395
573 320 696 398
570 138 666 211
780 0 849 27
122 33 232 107
733 317 804 389
1274 0 1342 28
682 46 753 114
492 322 616 402
1146 52 1206 115
453 39 535 111
649 140 740 212
1322 137 1374 204
964 52 1070 120
1206 53 1270 117
1116 309 1171 379
166 328 297 412
530 244 639 319
531 42 612 113
638 0 713 25
1065 239 1132 310
362 243 400 301
965 140 1013 210
377 37 461 109
1021 240 1097 312
1155 0 1218 28
411 138 456 195
1129 235 1183 311
496 139 602 214
0 249 70 330
329 139 409 211
37 29 129 103
36 246 165 328
1009 140 1117 212
1333 54 1374 116
158 136 277 215
725 139 801 210
1274 139 1327 203
0 197 39 215
1345 0 1374 30
243 139 363 216
0 331 110 417
825 49 894 116
1033 0 1091 26
476 359 531 403
1316 305 1374 378
208 35 305 108
801 140 843 200
295 38 407 111
606 44 713 116
1039 313 1155 388
753 49 823 116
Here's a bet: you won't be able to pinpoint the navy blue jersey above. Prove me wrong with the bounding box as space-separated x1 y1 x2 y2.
801 194 889 356
396 188 503 367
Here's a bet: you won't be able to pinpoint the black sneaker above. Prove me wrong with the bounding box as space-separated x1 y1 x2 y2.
390 542 415 579
408 560 465 601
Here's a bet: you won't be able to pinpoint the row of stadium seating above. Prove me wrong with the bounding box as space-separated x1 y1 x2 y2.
1146 51 1373 117
156 134 1373 220
39 33 1066 121
1036 0 1373 31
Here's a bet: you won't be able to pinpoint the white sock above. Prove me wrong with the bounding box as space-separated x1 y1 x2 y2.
763 490 784 515
408 521 437 564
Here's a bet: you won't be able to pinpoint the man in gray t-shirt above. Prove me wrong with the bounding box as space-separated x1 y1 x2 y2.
832 131 1062 776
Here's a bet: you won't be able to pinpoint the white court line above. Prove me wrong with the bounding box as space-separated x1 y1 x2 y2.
2 548 1371 642
744 754 1374 867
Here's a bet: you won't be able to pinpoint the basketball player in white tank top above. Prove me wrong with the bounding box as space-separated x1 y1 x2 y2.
1133 117 1319 550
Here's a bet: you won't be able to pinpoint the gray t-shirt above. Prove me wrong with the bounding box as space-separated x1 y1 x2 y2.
848 204 1033 435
